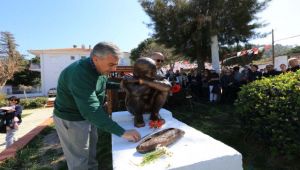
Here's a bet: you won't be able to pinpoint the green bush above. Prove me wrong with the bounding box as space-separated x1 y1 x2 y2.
20 97 48 109
0 93 7 107
235 71 300 163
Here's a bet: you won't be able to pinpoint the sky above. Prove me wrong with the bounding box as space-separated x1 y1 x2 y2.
0 0 299 59
250 0 300 46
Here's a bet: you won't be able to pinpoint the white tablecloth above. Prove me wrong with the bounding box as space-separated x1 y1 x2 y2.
111 109 243 170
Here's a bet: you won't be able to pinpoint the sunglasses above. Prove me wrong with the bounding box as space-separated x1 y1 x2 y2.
156 59 164 63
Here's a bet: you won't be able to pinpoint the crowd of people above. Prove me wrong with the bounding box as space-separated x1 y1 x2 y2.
164 57 300 105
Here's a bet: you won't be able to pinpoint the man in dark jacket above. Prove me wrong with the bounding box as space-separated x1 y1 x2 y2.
263 64 280 77
248 64 262 82
53 42 141 169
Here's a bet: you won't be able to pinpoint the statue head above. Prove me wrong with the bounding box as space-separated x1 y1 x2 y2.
133 57 157 80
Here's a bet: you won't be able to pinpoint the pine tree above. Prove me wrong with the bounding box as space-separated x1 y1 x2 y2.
0 31 23 88
139 0 271 69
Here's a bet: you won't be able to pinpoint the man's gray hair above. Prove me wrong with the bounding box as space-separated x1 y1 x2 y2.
288 57 298 62
90 42 121 58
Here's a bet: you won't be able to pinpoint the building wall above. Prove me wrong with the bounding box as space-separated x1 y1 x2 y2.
1 85 12 95
41 54 89 95
40 52 130 96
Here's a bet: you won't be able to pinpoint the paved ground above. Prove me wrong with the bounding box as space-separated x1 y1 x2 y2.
0 107 54 153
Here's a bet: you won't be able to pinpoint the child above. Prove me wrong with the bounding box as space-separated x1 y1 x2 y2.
3 96 22 148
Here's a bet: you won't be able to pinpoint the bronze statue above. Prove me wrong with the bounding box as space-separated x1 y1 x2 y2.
121 57 171 127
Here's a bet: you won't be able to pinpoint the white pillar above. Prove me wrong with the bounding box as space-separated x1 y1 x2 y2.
211 35 220 73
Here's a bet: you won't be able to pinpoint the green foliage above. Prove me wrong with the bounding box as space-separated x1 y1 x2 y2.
130 38 155 61
7 70 41 86
0 93 7 106
0 31 24 87
273 44 294 57
6 54 41 86
20 97 48 109
130 37 181 69
0 125 67 170
31 56 40 64
139 0 271 69
288 46 300 55
235 71 300 162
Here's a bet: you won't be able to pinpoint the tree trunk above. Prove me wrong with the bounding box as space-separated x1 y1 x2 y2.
0 80 8 90
23 90 27 99
211 35 220 73
197 57 205 72
196 46 205 72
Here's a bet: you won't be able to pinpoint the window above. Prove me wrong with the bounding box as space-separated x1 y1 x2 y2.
70 56 75 60
6 89 11 95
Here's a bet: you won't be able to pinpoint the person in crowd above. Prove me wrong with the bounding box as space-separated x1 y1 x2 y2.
208 72 221 103
181 72 188 89
220 69 235 104
233 66 242 85
188 69 202 100
175 69 183 86
259 68 264 73
279 63 288 74
287 57 300 72
167 69 178 83
150 52 166 77
53 42 141 169
231 66 243 101
199 69 210 101
240 65 250 85
263 64 280 77
248 64 262 82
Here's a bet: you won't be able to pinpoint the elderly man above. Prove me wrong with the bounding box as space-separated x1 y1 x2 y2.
150 52 165 77
287 57 300 72
53 42 141 170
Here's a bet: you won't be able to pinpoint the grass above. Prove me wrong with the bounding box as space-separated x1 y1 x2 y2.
1 101 299 169
0 124 67 170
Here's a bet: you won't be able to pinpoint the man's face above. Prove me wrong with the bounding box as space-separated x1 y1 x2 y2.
92 54 119 75
151 54 164 69
266 65 273 71
280 64 286 70
289 59 299 68
251 66 257 72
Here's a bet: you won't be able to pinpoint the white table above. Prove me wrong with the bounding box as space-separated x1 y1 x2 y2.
111 109 243 170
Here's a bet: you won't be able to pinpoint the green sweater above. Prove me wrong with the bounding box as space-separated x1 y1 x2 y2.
53 57 125 136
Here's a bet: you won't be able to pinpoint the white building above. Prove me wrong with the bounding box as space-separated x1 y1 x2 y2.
28 46 131 96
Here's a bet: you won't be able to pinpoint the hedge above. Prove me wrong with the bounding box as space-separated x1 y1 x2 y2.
20 97 48 109
0 94 7 106
235 70 300 162
0 95 48 109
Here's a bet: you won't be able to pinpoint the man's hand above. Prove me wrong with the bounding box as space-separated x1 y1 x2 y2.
122 129 141 142
139 79 144 85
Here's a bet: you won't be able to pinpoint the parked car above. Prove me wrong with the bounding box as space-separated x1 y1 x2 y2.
48 88 57 97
